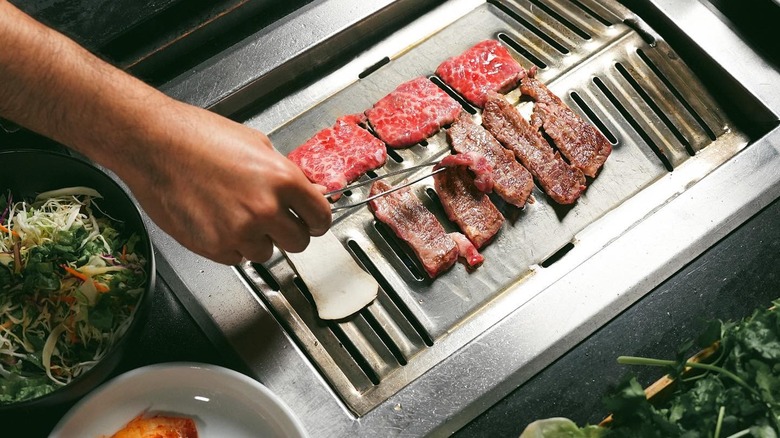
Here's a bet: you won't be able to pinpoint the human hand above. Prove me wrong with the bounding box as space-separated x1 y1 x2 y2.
118 101 333 265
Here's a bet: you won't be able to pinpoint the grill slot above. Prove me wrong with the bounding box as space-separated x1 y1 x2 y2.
430 76 478 115
237 0 750 416
540 241 575 268
568 0 618 27
491 1 572 55
636 49 720 143
527 0 593 41
347 240 434 347
498 32 549 70
569 91 618 145
592 75 675 171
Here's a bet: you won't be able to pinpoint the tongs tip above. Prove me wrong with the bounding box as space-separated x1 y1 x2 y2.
327 161 445 212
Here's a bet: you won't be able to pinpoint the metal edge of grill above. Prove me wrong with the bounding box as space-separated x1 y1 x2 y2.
149 0 780 435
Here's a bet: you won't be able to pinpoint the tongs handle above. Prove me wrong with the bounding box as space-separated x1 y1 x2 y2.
327 161 445 212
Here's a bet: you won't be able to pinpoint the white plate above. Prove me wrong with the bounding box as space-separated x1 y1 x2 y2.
50 362 308 438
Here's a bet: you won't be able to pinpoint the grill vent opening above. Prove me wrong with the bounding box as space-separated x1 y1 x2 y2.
327 329 383 386
373 221 425 281
570 91 618 145
592 76 674 172
636 49 718 142
490 2 570 55
387 149 404 163
430 76 477 115
359 56 390 79
540 241 575 268
568 0 614 27
622 18 656 46
498 32 548 70
366 170 379 179
347 240 434 346
614 62 694 156
250 262 281 291
362 311 409 366
527 0 592 40
292 276 383 385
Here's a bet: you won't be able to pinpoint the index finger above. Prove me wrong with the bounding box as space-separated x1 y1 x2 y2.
288 183 332 236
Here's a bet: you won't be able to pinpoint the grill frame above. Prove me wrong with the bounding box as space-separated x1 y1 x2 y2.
151 0 780 435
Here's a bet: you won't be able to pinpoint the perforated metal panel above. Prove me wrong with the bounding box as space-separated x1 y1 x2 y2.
238 0 747 416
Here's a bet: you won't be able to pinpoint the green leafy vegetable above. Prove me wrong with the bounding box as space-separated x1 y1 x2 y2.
0 188 147 404
519 300 780 437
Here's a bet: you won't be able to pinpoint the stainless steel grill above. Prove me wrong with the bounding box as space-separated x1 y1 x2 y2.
238 0 746 416
152 0 780 435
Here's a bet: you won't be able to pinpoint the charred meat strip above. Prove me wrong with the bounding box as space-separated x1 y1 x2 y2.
447 112 534 208
365 77 462 148
434 162 504 249
520 68 612 177
369 180 458 278
482 92 586 205
435 40 525 108
436 151 494 194
449 232 484 268
288 113 387 195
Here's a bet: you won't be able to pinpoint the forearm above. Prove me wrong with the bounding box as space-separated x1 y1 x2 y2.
0 0 174 173
0 0 332 263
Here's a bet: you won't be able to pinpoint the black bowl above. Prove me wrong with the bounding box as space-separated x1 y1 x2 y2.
0 149 155 412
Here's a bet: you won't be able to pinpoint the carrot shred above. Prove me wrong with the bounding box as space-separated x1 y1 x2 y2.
121 244 127 262
0 223 19 239
94 281 110 293
58 295 76 305
62 265 88 282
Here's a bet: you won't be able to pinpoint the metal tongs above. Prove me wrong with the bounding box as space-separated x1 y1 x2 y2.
325 161 446 212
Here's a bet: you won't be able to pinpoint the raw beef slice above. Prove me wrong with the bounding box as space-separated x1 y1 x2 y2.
436 39 525 108
288 114 387 194
365 77 462 148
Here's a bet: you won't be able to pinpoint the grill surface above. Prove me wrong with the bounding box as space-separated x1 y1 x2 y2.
239 0 745 415
151 0 780 436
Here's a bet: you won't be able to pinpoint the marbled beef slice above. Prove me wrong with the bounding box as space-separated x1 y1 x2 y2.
436 40 525 108
368 180 458 278
520 68 611 177
288 114 387 196
366 77 462 148
447 112 534 207
482 92 586 205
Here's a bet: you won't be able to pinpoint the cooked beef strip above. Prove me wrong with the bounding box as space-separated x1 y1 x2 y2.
447 112 534 207
369 180 458 278
288 113 387 197
449 232 484 267
436 151 494 193
365 77 462 148
434 164 504 249
435 39 525 108
520 68 611 177
482 92 586 205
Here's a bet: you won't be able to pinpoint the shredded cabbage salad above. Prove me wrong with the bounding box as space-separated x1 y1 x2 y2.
0 187 147 404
